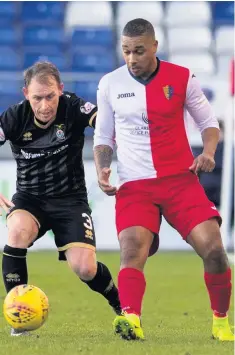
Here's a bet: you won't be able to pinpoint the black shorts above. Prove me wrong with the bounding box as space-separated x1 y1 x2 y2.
7 191 96 260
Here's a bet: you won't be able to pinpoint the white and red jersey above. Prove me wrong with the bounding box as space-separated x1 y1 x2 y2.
94 59 219 187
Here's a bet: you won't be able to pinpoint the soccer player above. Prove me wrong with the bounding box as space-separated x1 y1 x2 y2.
0 61 121 336
94 19 234 341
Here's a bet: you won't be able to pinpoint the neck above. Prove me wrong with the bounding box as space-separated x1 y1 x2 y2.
139 57 158 81
34 116 55 129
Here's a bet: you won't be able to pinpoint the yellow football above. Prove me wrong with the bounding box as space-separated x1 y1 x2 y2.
3 284 49 331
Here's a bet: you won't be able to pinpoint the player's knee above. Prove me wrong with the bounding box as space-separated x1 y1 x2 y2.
7 213 38 248
66 248 97 280
204 242 226 262
71 260 97 280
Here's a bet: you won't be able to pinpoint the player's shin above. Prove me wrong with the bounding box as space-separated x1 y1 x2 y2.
2 245 28 293
80 262 121 314
204 267 232 318
118 268 146 316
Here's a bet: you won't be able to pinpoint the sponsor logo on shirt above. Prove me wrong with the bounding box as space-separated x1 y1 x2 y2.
80 102 95 114
0 127 5 141
142 113 149 124
23 132 32 141
21 144 68 159
163 85 174 100
117 93 135 99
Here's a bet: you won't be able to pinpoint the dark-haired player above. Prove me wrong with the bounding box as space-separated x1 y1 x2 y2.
94 18 234 341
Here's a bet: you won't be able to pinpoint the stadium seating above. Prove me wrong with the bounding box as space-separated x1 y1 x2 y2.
116 1 164 33
211 1 234 26
21 1 65 24
215 26 234 55
23 26 66 47
0 47 22 71
65 1 113 27
0 1 19 25
168 27 212 53
0 0 233 138
165 1 211 27
169 53 215 75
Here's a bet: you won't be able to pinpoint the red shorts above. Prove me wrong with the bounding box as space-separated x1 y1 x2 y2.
115 172 221 255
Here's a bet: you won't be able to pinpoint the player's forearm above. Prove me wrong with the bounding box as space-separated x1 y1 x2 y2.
201 127 220 156
94 145 113 175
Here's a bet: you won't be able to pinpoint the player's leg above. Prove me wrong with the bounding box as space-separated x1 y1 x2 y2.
162 172 233 341
114 180 160 340
51 200 121 315
65 246 121 314
2 193 47 336
187 220 233 341
2 191 45 294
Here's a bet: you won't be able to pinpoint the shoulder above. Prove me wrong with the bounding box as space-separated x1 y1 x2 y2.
1 99 30 121
160 59 190 78
98 65 128 90
60 91 81 106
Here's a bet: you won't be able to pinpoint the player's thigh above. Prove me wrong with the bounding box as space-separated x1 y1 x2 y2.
6 192 47 248
162 172 221 241
52 203 96 261
116 181 161 263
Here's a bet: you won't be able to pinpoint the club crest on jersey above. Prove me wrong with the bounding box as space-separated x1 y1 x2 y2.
55 124 65 141
163 85 174 100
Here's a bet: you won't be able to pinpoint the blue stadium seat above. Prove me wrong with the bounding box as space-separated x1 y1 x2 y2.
211 1 234 26
74 80 99 103
22 1 65 23
0 47 22 71
0 27 20 45
72 50 114 73
23 47 69 71
0 80 21 95
0 1 19 25
71 27 113 48
0 95 24 111
23 26 66 47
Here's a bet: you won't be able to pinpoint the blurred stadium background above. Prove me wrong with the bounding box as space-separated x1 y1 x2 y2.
0 1 234 253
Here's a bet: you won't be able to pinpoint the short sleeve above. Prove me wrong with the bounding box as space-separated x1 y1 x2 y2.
69 93 97 128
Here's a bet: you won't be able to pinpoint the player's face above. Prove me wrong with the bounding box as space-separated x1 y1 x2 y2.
122 35 158 78
23 76 64 123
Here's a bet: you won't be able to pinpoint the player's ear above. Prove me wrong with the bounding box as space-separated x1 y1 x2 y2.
22 87 29 100
154 40 158 53
59 83 64 95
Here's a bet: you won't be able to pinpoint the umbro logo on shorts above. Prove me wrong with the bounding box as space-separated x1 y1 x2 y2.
117 93 135 99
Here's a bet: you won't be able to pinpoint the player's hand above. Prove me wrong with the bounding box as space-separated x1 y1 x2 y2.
98 168 117 196
189 152 215 174
0 193 14 215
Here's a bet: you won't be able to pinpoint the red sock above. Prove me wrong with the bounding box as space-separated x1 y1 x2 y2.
118 268 146 316
204 268 232 317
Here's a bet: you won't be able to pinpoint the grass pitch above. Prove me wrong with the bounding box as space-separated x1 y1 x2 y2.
0 251 234 355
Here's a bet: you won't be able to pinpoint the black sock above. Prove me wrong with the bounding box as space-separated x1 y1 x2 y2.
2 245 28 293
81 262 120 307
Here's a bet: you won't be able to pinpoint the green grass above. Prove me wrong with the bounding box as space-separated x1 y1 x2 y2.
0 251 233 355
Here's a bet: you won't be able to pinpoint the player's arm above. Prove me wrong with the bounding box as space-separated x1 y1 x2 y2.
93 76 116 196
185 73 220 174
69 91 97 128
0 108 16 213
